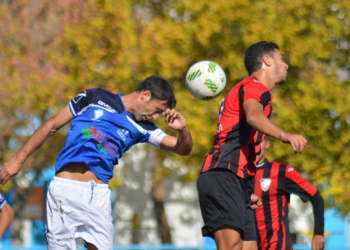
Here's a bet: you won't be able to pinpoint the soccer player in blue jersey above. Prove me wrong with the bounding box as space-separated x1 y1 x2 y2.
0 192 14 239
0 76 193 250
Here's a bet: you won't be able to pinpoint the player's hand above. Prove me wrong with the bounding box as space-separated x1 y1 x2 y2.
0 158 22 185
250 194 262 210
281 133 307 154
312 235 325 250
163 109 187 131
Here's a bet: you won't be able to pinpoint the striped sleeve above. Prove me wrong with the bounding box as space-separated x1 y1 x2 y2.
284 165 317 202
69 89 95 117
239 81 272 106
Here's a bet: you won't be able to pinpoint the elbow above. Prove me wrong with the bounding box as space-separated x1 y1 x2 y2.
246 115 254 126
44 120 58 137
178 146 193 156
184 143 193 156
246 114 258 129
183 149 193 156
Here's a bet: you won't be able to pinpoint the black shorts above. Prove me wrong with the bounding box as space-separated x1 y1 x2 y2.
197 169 257 241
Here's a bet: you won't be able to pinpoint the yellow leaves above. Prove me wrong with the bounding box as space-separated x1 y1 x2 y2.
109 172 124 189
0 180 13 194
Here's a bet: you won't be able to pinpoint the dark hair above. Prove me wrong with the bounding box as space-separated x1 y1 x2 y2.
136 76 176 109
244 41 280 76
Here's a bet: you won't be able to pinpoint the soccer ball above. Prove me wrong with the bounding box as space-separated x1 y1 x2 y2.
185 61 226 100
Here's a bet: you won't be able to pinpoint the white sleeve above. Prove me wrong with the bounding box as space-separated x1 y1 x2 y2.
0 193 7 210
148 129 167 148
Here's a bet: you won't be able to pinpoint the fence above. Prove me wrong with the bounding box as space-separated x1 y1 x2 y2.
1 245 350 250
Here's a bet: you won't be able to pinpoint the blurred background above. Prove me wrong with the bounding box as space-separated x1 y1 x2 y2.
0 0 349 249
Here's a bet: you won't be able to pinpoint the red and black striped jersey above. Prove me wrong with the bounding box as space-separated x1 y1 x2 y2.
253 159 317 250
201 76 272 179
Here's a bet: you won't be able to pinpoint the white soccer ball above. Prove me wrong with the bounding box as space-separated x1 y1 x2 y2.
185 60 226 100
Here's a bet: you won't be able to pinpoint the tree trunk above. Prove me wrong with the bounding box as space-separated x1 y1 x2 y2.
151 162 172 244
131 212 141 244
10 168 42 245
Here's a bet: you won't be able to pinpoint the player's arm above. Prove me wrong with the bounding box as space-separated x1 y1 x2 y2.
0 203 14 239
243 99 307 153
310 191 325 250
0 106 74 185
284 166 325 250
159 109 193 156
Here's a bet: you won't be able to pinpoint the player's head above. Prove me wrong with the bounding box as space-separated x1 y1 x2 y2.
245 41 289 85
134 76 177 121
245 41 280 75
256 136 271 164
136 76 177 108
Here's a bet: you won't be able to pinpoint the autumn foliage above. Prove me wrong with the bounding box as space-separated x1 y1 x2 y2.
0 0 349 215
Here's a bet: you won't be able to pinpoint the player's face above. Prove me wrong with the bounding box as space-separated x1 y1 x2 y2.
256 138 268 164
135 97 169 122
272 49 289 85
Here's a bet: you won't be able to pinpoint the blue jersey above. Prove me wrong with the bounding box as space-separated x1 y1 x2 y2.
0 193 7 210
56 88 167 183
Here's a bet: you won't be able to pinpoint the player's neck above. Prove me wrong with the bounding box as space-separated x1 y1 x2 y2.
251 71 276 91
256 158 266 167
120 92 139 114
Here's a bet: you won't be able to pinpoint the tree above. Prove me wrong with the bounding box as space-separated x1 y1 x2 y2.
0 0 87 244
49 0 350 239
1 0 350 245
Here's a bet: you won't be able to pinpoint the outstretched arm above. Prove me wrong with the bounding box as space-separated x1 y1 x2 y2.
159 109 193 156
0 203 14 239
243 99 307 153
0 105 74 185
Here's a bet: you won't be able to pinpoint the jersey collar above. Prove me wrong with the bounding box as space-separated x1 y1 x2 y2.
256 158 269 168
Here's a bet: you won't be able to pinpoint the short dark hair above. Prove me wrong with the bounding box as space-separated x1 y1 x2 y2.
136 76 176 109
244 41 280 76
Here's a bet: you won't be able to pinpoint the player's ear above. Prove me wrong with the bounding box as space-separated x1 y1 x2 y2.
266 140 271 149
262 55 272 67
141 90 151 101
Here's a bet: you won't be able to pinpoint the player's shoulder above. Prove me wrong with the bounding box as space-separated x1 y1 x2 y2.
243 77 269 91
76 88 125 113
229 77 268 96
276 163 297 176
126 114 159 131
85 88 115 98
285 164 298 175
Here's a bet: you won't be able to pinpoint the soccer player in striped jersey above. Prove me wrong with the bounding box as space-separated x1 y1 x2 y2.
197 41 308 250
253 137 325 250
0 76 193 250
